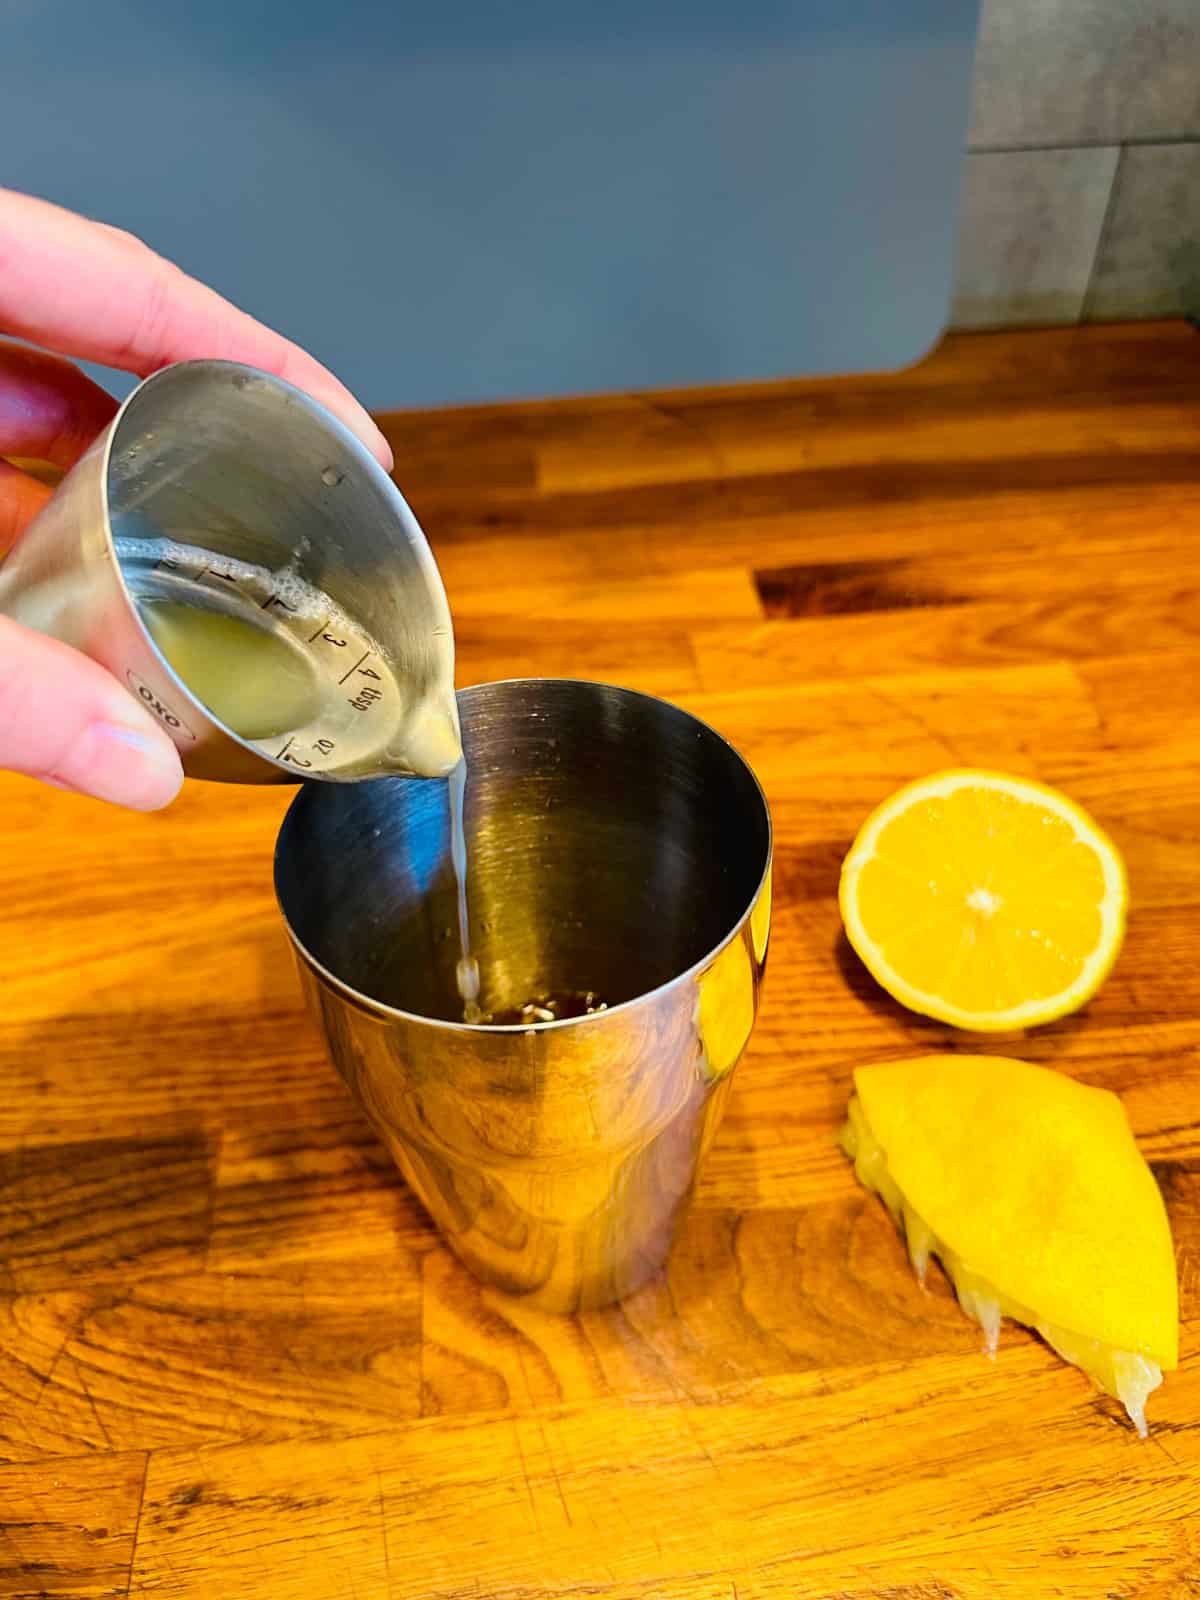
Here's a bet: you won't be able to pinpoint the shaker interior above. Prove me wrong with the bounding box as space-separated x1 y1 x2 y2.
275 679 770 1023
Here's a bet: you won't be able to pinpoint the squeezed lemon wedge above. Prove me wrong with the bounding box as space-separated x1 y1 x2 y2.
841 1055 1178 1435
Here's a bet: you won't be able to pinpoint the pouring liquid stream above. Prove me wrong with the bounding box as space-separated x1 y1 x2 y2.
125 543 598 1027
448 756 482 1023
120 537 480 1015
447 757 608 1026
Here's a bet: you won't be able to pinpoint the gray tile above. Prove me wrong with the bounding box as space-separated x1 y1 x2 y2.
951 147 1119 328
969 0 1200 148
1086 143 1200 319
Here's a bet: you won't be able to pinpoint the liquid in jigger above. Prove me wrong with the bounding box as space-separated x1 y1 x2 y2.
119 537 460 779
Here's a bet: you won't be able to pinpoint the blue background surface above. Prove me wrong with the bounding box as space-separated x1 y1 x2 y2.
4 1 979 409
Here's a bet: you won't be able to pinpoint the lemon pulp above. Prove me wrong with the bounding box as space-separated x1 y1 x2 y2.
841 1092 1165 1434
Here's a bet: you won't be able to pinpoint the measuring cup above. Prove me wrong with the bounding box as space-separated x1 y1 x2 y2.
275 679 772 1312
0 360 458 783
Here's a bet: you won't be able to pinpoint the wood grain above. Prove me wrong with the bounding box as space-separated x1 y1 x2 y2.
2 322 1199 1597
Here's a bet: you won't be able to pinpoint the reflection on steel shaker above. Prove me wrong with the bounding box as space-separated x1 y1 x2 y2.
276 680 772 1313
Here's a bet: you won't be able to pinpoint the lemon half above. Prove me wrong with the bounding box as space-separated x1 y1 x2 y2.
839 769 1128 1031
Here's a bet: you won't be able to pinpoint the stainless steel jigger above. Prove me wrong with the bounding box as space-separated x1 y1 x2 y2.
0 360 456 783
275 679 772 1312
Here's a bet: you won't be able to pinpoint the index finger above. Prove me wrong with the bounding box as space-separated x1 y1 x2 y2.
0 188 393 470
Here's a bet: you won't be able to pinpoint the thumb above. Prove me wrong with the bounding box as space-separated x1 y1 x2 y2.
0 615 183 809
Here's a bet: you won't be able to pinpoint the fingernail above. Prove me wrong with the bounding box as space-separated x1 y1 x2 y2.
367 420 394 472
55 720 184 811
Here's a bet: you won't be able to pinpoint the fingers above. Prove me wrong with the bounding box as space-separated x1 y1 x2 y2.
0 339 119 470
0 342 117 555
0 188 393 471
0 615 183 809
0 458 52 556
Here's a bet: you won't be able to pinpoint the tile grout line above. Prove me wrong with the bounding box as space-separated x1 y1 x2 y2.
968 135 1200 155
1081 145 1128 323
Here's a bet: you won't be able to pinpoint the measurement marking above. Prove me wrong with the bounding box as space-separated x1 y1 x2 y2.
307 618 332 643
338 649 370 686
275 736 295 760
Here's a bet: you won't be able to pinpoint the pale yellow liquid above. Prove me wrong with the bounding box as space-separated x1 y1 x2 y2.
139 600 322 742
448 756 482 1022
123 538 461 780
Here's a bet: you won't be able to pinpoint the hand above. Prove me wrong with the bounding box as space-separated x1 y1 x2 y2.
0 187 393 810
